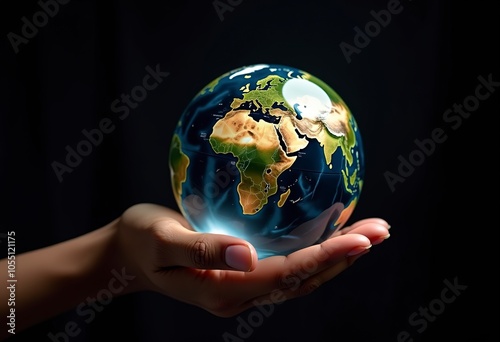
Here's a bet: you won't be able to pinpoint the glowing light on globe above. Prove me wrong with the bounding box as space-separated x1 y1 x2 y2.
169 64 364 259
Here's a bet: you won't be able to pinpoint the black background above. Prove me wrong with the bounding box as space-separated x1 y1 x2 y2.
1 0 499 341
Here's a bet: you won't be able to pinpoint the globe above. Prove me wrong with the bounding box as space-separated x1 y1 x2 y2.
169 64 364 259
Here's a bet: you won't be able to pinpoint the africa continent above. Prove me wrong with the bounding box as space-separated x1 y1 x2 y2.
209 109 296 214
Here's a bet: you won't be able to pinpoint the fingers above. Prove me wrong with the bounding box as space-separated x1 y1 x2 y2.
153 220 258 272
228 234 374 313
244 255 358 311
252 220 390 302
289 249 370 298
333 218 390 245
276 232 372 281
219 233 372 298
346 218 390 230
238 223 390 302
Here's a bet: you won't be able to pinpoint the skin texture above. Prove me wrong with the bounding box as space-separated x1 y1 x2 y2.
0 203 390 339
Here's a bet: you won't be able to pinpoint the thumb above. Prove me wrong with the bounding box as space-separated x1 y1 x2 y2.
157 225 258 272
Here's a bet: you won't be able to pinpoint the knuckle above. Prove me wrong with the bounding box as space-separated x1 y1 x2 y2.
299 281 320 297
150 219 176 241
189 238 214 269
278 272 301 290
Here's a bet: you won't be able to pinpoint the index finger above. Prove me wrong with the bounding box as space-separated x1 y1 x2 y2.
214 233 372 299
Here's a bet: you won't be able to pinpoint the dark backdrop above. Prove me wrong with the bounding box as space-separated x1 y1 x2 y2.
1 0 498 341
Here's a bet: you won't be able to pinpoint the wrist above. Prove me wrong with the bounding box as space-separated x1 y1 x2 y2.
74 218 144 296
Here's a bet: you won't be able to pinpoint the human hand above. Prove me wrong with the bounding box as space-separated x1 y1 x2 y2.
115 203 390 317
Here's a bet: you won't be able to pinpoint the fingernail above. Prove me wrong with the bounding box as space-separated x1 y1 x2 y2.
347 245 371 256
372 233 391 245
387 224 392 230
225 245 252 271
